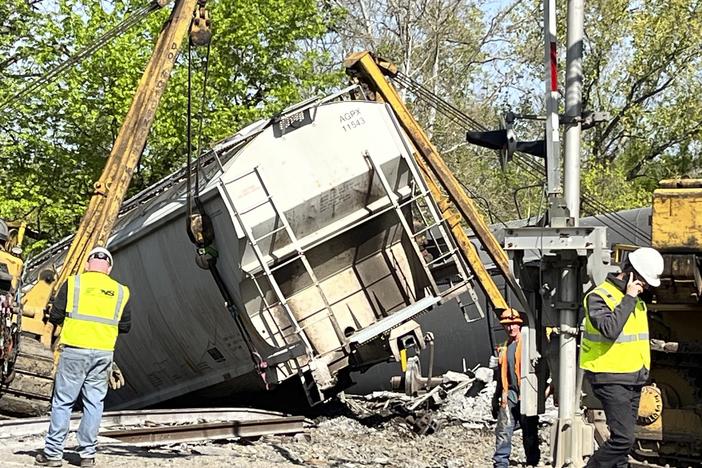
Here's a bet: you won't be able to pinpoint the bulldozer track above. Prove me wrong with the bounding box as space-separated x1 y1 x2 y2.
0 337 54 417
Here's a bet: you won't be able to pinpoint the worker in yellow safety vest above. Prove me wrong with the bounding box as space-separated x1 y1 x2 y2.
36 247 131 468
490 308 540 468
581 247 663 468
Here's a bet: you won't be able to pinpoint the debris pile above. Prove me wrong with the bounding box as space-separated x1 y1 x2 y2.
340 368 496 435
0 370 557 467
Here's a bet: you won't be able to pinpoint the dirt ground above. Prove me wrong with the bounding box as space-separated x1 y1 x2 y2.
0 382 556 467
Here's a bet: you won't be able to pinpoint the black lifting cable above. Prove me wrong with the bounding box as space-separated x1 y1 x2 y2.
194 41 212 206
392 72 652 244
0 0 163 113
510 152 650 244
395 71 652 243
183 33 266 378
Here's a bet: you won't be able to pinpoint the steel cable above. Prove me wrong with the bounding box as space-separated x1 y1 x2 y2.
511 153 640 244
392 72 651 243
511 153 649 243
1 1 162 113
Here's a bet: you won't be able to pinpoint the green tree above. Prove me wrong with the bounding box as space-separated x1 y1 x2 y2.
1 0 342 246
331 0 543 222
495 0 702 214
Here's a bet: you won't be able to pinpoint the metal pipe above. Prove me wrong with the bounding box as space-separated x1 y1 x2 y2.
560 2 585 465
558 260 579 466
544 0 561 198
564 0 585 224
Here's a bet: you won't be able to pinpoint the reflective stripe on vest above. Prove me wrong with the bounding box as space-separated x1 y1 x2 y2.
579 280 650 373
69 275 126 325
61 272 129 351
582 331 649 343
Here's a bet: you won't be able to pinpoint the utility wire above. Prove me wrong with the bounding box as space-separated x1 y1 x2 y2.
392 72 651 244
512 153 640 244
0 1 162 113
397 71 652 242
511 152 649 244
390 74 512 224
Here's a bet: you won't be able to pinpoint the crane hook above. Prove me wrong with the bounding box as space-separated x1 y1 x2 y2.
190 2 211 47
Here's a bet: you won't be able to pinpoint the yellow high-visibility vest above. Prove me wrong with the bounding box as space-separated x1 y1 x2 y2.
61 272 130 351
579 280 650 373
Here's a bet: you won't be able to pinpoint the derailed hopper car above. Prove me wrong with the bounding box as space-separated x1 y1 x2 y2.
28 90 482 409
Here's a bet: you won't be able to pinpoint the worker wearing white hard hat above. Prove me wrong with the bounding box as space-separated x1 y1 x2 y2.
87 246 113 268
37 245 132 468
580 247 664 467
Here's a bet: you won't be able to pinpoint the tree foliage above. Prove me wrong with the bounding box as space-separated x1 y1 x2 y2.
4 0 702 247
333 0 702 220
0 0 341 246
330 0 544 222
495 0 702 214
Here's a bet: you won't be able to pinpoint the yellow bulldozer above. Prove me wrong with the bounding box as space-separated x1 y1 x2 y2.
624 179 702 464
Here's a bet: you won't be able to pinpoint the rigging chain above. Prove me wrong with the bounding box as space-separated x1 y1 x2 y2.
182 14 267 384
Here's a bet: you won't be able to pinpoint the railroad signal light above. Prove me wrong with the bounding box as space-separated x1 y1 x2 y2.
466 112 546 169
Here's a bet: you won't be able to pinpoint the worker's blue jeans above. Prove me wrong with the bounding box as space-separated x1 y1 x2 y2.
44 347 113 461
493 403 540 468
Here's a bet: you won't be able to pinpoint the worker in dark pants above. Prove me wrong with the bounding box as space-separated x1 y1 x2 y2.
581 247 664 468
35 247 131 468
491 308 540 468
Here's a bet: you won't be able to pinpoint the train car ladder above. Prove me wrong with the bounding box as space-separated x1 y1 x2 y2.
363 150 484 320
220 167 346 404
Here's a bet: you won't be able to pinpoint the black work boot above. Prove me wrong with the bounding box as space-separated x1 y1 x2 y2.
34 452 62 467
80 458 96 467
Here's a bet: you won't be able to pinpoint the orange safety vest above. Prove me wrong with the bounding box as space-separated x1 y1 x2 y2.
498 337 522 406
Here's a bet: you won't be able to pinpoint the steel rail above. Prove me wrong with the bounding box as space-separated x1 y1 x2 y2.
100 416 307 443
0 407 307 439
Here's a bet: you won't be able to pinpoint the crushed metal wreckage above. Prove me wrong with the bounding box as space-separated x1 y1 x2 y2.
341 367 495 435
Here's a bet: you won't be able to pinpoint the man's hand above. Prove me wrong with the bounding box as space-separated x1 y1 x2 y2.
108 362 125 390
626 272 644 297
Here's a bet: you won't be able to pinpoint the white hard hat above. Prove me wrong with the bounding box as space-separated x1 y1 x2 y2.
628 247 664 287
88 246 113 266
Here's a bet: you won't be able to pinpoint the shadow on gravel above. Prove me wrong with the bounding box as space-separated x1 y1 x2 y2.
306 397 405 428
98 444 196 459
17 446 193 466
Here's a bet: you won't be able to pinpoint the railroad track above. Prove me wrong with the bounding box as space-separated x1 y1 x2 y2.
101 415 307 443
0 407 310 443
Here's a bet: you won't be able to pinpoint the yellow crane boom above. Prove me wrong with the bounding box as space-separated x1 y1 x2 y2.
344 52 529 313
21 0 201 342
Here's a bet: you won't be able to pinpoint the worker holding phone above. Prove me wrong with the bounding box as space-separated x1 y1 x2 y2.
580 247 664 467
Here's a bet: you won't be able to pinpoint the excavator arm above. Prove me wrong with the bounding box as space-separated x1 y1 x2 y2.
0 0 207 417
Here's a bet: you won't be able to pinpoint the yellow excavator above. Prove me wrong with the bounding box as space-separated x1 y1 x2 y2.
614 180 702 464
0 0 209 417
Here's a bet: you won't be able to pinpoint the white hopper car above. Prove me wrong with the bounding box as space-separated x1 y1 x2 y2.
28 89 479 409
